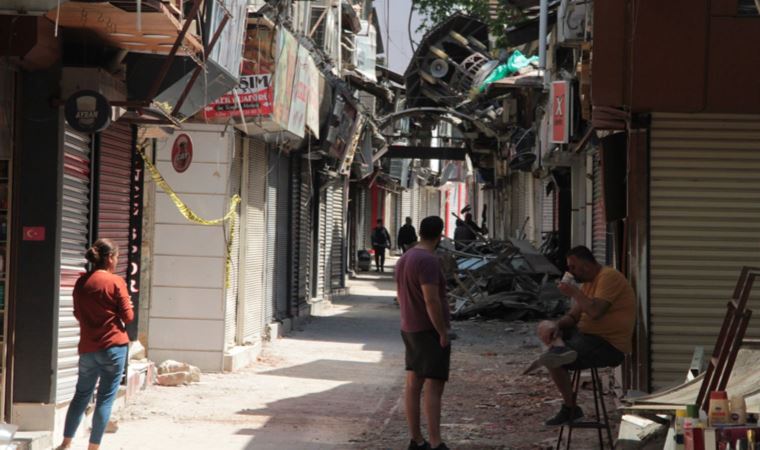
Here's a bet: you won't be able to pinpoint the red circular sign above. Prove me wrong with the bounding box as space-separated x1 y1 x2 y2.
171 134 193 173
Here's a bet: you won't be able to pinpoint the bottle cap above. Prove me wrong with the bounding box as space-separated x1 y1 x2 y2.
676 409 687 418
686 404 699 418
710 391 728 400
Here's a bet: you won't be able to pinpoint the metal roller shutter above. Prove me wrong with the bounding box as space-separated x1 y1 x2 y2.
329 183 344 290
324 185 335 291
387 193 398 251
290 156 302 312
649 112 760 388
97 122 131 278
56 125 92 403
265 149 277 325
299 162 313 303
542 178 555 236
224 138 242 347
357 187 368 251
315 188 327 299
401 190 411 227
240 139 266 343
275 153 290 319
591 151 607 265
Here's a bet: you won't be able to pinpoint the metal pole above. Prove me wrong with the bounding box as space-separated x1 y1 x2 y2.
539 0 548 87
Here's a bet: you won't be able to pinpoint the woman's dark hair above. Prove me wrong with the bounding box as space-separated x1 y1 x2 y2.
85 238 119 270
420 216 444 240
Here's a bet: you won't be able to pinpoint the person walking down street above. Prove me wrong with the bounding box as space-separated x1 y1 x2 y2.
371 218 392 272
397 216 418 253
395 216 451 450
534 245 635 426
57 239 134 450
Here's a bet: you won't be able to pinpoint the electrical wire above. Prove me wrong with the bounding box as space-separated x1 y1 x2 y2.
408 1 417 53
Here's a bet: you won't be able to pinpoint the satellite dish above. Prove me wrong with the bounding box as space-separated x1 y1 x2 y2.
430 59 449 78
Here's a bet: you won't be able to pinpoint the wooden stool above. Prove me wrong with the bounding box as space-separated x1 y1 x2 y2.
555 367 614 450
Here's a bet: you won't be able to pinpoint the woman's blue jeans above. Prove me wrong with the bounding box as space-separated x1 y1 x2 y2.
63 345 128 444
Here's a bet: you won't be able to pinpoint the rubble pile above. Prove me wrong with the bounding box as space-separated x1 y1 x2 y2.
438 238 569 321
156 360 201 387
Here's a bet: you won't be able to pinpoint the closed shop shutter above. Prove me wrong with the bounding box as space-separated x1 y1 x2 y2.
290 156 302 311
542 178 555 236
56 125 92 403
401 190 411 226
223 139 242 347
97 122 131 277
264 149 277 324
240 139 266 343
275 153 290 319
387 193 398 250
649 112 760 388
324 184 335 291
591 151 607 265
329 183 345 290
299 162 313 302
315 187 327 299
357 187 366 251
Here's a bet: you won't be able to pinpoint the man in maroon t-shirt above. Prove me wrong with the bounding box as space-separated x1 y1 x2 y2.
395 216 450 450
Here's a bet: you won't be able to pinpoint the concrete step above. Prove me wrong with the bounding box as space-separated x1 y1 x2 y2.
12 431 53 450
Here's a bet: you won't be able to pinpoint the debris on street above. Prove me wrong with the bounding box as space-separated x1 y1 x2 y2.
438 237 568 321
156 360 201 387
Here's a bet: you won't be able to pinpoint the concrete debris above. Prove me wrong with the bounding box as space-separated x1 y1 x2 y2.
438 237 568 321
129 340 146 361
156 360 201 386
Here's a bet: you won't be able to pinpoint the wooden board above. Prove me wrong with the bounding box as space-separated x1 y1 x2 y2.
46 1 202 55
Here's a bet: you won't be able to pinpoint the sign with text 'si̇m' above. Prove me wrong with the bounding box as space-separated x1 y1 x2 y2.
550 81 571 144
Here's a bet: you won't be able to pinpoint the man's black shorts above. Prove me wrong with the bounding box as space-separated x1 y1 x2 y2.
401 329 451 381
562 327 624 370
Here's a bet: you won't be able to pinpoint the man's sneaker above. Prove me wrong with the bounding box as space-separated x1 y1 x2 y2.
430 444 449 450
537 346 578 369
407 439 430 450
544 404 583 426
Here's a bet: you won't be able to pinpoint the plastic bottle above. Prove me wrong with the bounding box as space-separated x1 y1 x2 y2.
709 391 730 427
730 395 747 425
674 409 687 445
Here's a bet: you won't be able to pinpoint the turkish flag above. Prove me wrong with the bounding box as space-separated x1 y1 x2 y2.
23 226 45 241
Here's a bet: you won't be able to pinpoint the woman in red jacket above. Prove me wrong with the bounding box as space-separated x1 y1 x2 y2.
57 239 134 450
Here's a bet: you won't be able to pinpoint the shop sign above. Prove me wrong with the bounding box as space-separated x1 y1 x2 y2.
64 90 111 133
202 25 276 122
306 58 322 138
171 134 193 173
203 74 273 119
550 81 571 144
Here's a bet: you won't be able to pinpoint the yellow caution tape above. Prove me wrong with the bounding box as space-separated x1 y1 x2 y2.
137 144 240 288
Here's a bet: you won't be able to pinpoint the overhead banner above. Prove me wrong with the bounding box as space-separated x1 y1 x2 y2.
273 27 298 132
286 46 310 138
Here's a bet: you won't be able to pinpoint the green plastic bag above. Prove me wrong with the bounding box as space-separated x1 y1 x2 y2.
477 50 539 93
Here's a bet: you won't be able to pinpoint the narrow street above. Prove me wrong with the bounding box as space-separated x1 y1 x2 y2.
66 259 615 450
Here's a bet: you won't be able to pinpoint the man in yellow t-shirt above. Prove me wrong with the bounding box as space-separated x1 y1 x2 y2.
536 245 636 426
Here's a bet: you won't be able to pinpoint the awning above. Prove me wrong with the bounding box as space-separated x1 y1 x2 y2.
45 1 203 55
